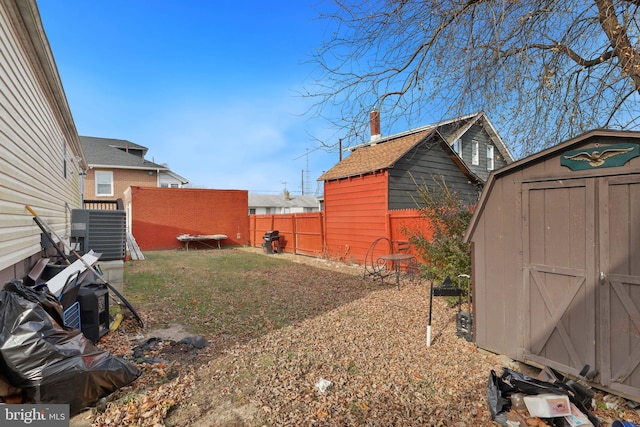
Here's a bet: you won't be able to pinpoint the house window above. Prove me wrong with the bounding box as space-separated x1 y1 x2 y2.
453 139 462 155
95 171 113 196
472 140 479 165
487 145 495 170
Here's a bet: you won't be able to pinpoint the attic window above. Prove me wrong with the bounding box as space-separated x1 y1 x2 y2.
453 139 462 155
472 140 479 165
487 145 494 170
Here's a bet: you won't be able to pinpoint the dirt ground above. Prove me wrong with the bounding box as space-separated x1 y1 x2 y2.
72 249 640 426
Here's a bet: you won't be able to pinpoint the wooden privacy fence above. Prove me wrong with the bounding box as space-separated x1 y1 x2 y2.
250 209 432 263
250 212 324 257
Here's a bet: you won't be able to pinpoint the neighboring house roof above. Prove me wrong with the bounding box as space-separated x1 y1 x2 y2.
439 112 514 164
160 169 190 185
249 194 319 209
318 129 434 181
318 112 512 182
80 136 168 171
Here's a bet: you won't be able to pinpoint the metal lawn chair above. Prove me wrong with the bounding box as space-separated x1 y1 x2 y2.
363 237 394 284
393 240 421 285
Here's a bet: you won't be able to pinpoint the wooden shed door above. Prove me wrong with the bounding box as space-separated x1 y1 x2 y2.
522 179 597 377
599 175 640 396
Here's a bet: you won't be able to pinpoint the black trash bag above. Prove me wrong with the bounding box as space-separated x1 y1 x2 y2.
0 280 141 415
487 369 515 426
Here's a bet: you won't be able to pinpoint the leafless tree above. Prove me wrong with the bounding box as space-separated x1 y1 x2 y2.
306 0 640 157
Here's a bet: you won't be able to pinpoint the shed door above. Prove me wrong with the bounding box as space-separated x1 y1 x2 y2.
522 179 597 377
599 175 640 397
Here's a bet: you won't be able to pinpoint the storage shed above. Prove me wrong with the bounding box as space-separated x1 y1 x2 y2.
464 129 640 400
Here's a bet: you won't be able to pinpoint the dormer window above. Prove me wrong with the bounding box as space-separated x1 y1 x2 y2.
453 139 462 155
472 140 479 165
487 145 495 170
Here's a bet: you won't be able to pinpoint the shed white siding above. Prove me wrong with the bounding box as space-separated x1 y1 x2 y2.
0 0 84 280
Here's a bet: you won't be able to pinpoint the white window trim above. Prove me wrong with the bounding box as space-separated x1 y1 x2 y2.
472 140 479 165
95 171 114 196
487 145 495 171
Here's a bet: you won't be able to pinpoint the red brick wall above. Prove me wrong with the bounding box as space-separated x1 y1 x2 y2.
129 186 249 250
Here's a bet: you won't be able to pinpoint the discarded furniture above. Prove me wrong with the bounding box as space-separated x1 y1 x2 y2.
27 257 50 285
177 234 228 250
44 251 101 297
262 230 281 254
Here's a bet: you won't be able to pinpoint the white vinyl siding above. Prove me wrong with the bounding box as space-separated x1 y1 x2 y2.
0 1 84 272
95 171 114 196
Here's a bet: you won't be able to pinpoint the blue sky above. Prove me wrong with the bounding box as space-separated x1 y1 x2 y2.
37 1 341 195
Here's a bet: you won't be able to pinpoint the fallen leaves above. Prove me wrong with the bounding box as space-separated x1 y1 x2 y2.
84 250 640 426
93 372 195 427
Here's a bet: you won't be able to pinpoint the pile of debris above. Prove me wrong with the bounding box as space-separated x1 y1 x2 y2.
489 365 639 427
0 280 140 415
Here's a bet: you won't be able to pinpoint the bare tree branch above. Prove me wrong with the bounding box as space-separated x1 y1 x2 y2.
304 0 640 157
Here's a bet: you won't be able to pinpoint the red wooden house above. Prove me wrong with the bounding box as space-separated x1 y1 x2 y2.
318 111 513 264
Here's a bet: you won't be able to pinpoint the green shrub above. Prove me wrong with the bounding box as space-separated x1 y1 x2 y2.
407 176 474 295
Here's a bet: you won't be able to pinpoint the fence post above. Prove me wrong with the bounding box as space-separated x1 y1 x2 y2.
292 214 298 255
385 211 392 242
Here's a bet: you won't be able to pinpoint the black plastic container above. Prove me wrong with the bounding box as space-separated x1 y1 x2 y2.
76 284 109 343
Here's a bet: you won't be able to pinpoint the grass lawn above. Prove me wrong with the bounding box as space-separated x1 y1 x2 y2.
123 248 377 342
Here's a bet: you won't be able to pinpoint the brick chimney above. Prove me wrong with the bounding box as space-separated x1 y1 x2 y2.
370 109 381 142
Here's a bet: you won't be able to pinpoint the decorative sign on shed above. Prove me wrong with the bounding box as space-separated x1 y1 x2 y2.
561 142 639 170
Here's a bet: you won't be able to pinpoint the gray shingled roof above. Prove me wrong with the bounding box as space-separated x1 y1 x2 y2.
80 136 168 170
